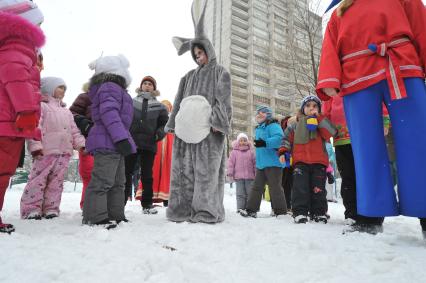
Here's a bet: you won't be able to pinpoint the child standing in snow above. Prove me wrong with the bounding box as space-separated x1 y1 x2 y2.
82 54 136 228
21 77 85 219
227 133 256 212
239 106 287 218
278 96 336 224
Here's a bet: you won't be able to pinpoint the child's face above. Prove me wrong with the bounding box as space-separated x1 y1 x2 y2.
194 47 208 65
255 111 267 124
53 85 66 100
141 81 154 92
304 101 319 116
239 137 248 146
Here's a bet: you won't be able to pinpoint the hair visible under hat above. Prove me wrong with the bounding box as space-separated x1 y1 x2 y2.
300 95 322 115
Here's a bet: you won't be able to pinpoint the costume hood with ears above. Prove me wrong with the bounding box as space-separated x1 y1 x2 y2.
172 0 216 65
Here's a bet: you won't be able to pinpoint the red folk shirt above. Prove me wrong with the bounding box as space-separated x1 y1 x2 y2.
316 0 426 101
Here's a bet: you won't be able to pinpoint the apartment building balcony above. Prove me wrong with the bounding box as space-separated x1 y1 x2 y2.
232 95 247 105
231 25 249 39
231 54 249 68
231 75 249 86
233 0 249 11
232 6 249 21
231 44 249 57
231 15 249 30
232 86 248 98
230 64 248 77
231 35 249 49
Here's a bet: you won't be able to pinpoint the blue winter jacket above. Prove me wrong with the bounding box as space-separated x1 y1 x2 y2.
255 119 284 169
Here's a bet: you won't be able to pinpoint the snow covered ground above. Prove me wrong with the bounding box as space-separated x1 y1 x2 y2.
1 182 425 283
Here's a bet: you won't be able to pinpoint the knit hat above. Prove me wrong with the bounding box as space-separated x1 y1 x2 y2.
41 77 66 97
140 76 157 90
300 95 322 115
0 0 44 25
88 54 132 87
256 105 273 119
237 133 248 142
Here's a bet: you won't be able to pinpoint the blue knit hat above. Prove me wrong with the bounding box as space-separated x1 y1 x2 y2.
301 95 321 115
256 105 273 119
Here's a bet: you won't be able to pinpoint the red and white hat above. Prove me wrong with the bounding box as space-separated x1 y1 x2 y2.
0 0 44 25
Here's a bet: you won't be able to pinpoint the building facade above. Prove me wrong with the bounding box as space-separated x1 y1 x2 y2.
196 0 322 139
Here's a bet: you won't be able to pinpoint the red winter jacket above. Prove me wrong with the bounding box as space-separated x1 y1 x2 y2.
317 0 426 100
0 12 45 139
322 96 350 146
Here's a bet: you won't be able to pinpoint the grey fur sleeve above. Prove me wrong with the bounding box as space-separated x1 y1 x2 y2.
165 76 187 130
210 69 232 135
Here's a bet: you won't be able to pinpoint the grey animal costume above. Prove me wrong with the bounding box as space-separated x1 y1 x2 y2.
165 0 232 223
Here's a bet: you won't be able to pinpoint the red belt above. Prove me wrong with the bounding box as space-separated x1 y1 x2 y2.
341 37 411 100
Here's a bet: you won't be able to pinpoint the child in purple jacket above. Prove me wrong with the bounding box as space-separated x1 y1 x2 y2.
227 133 256 212
82 54 136 229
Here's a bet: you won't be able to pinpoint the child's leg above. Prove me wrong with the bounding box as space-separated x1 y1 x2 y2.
79 151 94 210
309 164 328 217
291 163 311 217
246 169 267 212
265 167 287 215
20 155 57 218
42 154 71 216
343 81 398 216
0 137 24 211
83 152 123 224
124 153 138 205
335 144 357 219
243 179 254 210
235 180 246 210
140 150 156 208
384 78 426 217
282 167 293 209
107 155 126 222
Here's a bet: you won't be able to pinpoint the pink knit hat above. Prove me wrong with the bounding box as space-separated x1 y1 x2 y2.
0 0 44 25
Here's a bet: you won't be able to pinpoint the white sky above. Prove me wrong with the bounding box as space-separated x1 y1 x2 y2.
37 0 195 106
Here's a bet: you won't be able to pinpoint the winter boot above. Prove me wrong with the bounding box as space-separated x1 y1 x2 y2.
343 223 383 235
142 205 158 215
420 218 426 240
239 209 257 218
44 211 59 219
93 219 118 230
0 216 15 234
25 211 42 220
313 215 328 224
294 215 308 224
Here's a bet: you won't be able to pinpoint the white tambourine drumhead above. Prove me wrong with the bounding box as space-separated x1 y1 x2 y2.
175 95 212 144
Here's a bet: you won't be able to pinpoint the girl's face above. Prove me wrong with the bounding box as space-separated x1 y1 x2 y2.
141 81 154 92
194 47 208 65
303 101 319 116
239 137 248 146
53 85 66 100
255 111 267 124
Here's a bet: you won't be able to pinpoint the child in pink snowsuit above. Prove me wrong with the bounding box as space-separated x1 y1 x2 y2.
21 77 85 219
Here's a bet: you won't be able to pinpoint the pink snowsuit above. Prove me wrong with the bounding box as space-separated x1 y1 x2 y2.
20 96 85 218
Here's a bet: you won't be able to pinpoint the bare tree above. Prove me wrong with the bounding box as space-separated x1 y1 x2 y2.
288 0 323 99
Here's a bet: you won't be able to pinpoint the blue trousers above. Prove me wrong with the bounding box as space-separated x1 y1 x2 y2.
343 78 426 217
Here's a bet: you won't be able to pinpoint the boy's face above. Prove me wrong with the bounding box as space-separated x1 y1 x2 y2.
255 111 267 123
194 47 208 65
304 101 319 116
239 137 248 146
141 81 154 92
53 85 66 100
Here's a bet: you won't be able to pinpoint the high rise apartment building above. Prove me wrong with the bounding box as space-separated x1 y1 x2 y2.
196 0 322 139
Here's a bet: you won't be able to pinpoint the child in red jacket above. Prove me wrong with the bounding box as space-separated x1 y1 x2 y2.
0 0 45 233
278 96 336 224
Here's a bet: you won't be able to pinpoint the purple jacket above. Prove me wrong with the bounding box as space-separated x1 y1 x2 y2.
86 80 136 154
227 140 256 180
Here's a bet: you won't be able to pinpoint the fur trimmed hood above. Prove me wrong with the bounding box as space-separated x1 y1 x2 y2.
89 73 127 90
135 88 160 97
0 11 45 47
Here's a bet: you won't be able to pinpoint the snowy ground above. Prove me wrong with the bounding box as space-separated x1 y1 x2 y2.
1 182 425 283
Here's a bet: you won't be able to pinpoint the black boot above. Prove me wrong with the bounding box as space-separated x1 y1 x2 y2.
343 215 384 235
420 218 426 240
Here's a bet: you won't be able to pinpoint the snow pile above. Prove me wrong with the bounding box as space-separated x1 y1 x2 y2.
1 183 425 283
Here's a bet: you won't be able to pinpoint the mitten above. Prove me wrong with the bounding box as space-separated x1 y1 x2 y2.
155 128 166 141
31 149 43 159
115 139 133 157
74 115 93 137
254 139 266 148
15 112 38 132
306 115 318 131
